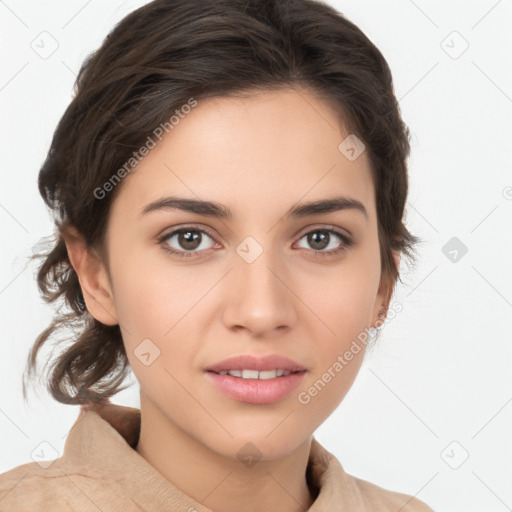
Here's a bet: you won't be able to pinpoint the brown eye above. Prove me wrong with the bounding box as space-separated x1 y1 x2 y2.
305 231 330 250
296 228 352 256
176 230 202 250
159 227 217 258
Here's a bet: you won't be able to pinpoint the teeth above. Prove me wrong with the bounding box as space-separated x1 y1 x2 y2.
216 369 293 379
258 370 278 380
242 369 259 379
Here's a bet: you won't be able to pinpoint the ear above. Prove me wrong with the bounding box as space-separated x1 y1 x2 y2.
62 226 119 326
371 250 401 328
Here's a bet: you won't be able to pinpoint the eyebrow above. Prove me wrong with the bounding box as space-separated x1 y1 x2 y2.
139 195 368 220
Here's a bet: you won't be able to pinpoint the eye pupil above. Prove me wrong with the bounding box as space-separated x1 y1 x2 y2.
308 231 329 250
179 230 201 250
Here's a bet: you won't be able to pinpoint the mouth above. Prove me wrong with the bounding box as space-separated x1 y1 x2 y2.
204 354 308 404
205 354 307 374
205 368 307 404
207 368 306 379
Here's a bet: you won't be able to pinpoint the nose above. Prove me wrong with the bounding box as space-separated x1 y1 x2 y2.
222 243 297 337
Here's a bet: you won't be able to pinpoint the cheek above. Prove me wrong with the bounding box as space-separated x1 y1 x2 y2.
111 249 205 335
110 254 209 379
304 260 379 336
297 287 371 421
297 263 377 405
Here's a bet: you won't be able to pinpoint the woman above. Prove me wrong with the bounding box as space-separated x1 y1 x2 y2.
0 0 434 510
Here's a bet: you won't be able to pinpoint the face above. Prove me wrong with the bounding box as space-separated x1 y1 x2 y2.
73 87 393 461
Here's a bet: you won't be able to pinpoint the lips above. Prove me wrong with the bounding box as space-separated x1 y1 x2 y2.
205 368 307 404
205 354 307 374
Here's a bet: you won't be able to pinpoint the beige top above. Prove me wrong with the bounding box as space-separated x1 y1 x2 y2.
0 404 434 511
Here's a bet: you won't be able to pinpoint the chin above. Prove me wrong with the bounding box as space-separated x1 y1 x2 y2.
204 430 309 464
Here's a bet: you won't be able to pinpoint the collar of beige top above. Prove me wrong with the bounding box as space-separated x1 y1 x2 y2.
64 403 365 511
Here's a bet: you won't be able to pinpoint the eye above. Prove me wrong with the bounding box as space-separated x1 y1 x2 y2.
158 226 218 258
158 225 353 259
295 228 353 257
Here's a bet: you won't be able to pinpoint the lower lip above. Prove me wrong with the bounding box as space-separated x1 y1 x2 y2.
205 371 307 404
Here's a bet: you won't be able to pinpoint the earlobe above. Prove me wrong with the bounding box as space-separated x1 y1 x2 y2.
62 227 119 326
371 250 401 329
393 250 401 273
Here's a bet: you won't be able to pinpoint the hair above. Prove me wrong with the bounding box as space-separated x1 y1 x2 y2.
22 0 422 406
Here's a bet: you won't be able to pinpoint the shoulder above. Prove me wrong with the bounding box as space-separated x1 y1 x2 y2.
350 473 435 512
0 460 69 511
0 459 136 512
308 438 435 511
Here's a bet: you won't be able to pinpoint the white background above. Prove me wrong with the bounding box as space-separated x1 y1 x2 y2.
1 1 511 511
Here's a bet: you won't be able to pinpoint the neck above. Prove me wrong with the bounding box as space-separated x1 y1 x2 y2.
135 394 315 512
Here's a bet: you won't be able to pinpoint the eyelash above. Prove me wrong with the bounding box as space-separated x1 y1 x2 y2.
157 224 353 259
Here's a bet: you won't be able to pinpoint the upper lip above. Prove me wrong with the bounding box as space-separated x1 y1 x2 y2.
205 354 307 373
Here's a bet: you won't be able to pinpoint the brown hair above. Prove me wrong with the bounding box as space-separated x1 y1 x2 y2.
22 0 421 406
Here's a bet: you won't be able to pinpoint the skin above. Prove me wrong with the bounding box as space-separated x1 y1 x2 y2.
64 86 399 512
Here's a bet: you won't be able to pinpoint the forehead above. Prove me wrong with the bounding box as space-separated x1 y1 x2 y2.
108 88 375 225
